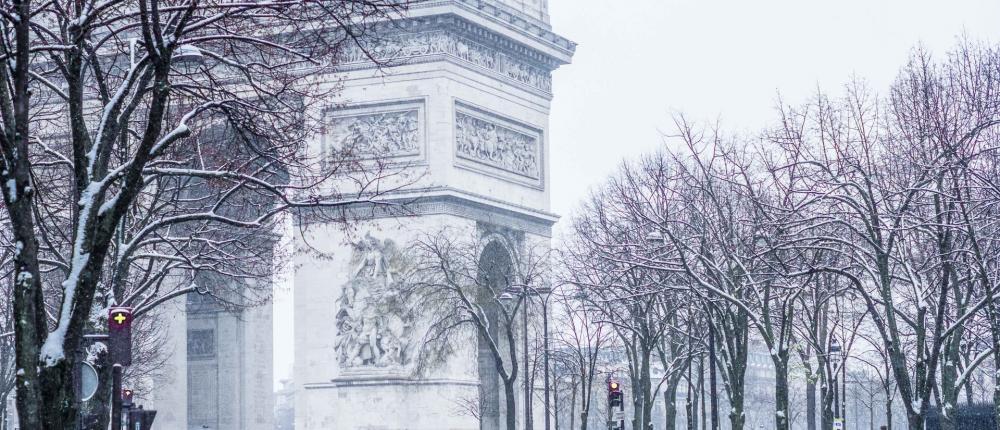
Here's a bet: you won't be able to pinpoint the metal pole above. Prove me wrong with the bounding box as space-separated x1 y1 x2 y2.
841 358 847 425
833 366 839 422
543 294 550 430
524 287 532 430
552 371 559 430
618 390 625 430
111 364 122 430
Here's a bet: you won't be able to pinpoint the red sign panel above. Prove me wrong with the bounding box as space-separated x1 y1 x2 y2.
108 307 133 366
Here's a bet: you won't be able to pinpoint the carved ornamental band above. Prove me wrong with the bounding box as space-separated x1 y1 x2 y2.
455 109 540 180
337 31 553 93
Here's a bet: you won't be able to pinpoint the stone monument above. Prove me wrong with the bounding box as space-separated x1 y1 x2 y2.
293 0 574 429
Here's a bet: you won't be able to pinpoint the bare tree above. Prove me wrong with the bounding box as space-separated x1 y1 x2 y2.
563 170 692 430
549 278 612 430
0 0 413 427
765 41 1000 428
409 227 549 430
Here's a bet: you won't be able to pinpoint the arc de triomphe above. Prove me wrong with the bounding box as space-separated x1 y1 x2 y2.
151 1 574 429
294 1 574 429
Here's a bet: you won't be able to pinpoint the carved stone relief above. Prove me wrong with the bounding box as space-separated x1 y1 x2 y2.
337 30 552 93
187 329 216 359
334 234 416 370
326 109 420 158
500 56 552 92
455 109 540 179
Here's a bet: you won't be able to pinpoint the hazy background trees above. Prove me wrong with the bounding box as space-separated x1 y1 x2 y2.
546 39 1000 430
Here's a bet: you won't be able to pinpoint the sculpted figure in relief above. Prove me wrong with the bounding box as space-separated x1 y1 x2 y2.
328 109 419 158
456 111 539 179
334 234 415 369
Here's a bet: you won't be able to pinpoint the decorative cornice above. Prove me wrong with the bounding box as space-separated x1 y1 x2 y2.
411 0 575 57
295 187 556 237
335 5 574 97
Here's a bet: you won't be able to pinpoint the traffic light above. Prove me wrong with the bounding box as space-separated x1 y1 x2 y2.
607 379 625 430
108 307 134 365
122 388 134 408
608 380 624 408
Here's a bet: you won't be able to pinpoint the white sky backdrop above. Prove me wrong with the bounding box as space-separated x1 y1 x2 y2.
274 0 1000 385
547 0 1000 235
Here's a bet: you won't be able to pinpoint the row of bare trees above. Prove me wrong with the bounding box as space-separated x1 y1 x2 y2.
551 40 1000 430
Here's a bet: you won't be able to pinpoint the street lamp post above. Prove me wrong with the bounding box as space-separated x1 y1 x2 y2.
501 283 538 430
524 284 532 430
541 287 552 430
830 338 843 427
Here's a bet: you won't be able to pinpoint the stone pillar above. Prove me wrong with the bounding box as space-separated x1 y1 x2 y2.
293 2 574 429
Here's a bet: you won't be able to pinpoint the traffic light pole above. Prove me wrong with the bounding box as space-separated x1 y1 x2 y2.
616 400 624 430
111 364 123 430
607 380 625 430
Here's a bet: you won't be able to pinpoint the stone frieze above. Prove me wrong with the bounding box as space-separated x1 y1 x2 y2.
337 30 552 93
325 108 420 158
455 109 540 179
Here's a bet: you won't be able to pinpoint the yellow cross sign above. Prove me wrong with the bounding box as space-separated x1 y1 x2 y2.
113 313 127 325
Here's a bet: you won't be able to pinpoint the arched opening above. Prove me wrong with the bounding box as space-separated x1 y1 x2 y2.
477 240 514 430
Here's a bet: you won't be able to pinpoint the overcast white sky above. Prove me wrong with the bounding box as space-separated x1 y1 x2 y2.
546 0 1000 234
274 0 1000 384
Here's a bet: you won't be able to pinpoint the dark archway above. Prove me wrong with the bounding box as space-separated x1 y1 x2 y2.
477 240 514 430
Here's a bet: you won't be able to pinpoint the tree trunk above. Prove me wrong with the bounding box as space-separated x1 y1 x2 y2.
643 354 655 430
633 349 654 430
39 361 76 429
728 385 745 430
807 377 817 430
709 336 719 430
505 382 518 430
822 382 834 430
939 340 959 430
987 300 1000 430
885 398 893 430
774 357 790 430
569 376 576 430
699 356 706 430
8 1 47 426
869 393 875 430
580 370 591 430
90 346 112 430
664 373 682 430
687 361 699 430
906 411 924 430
